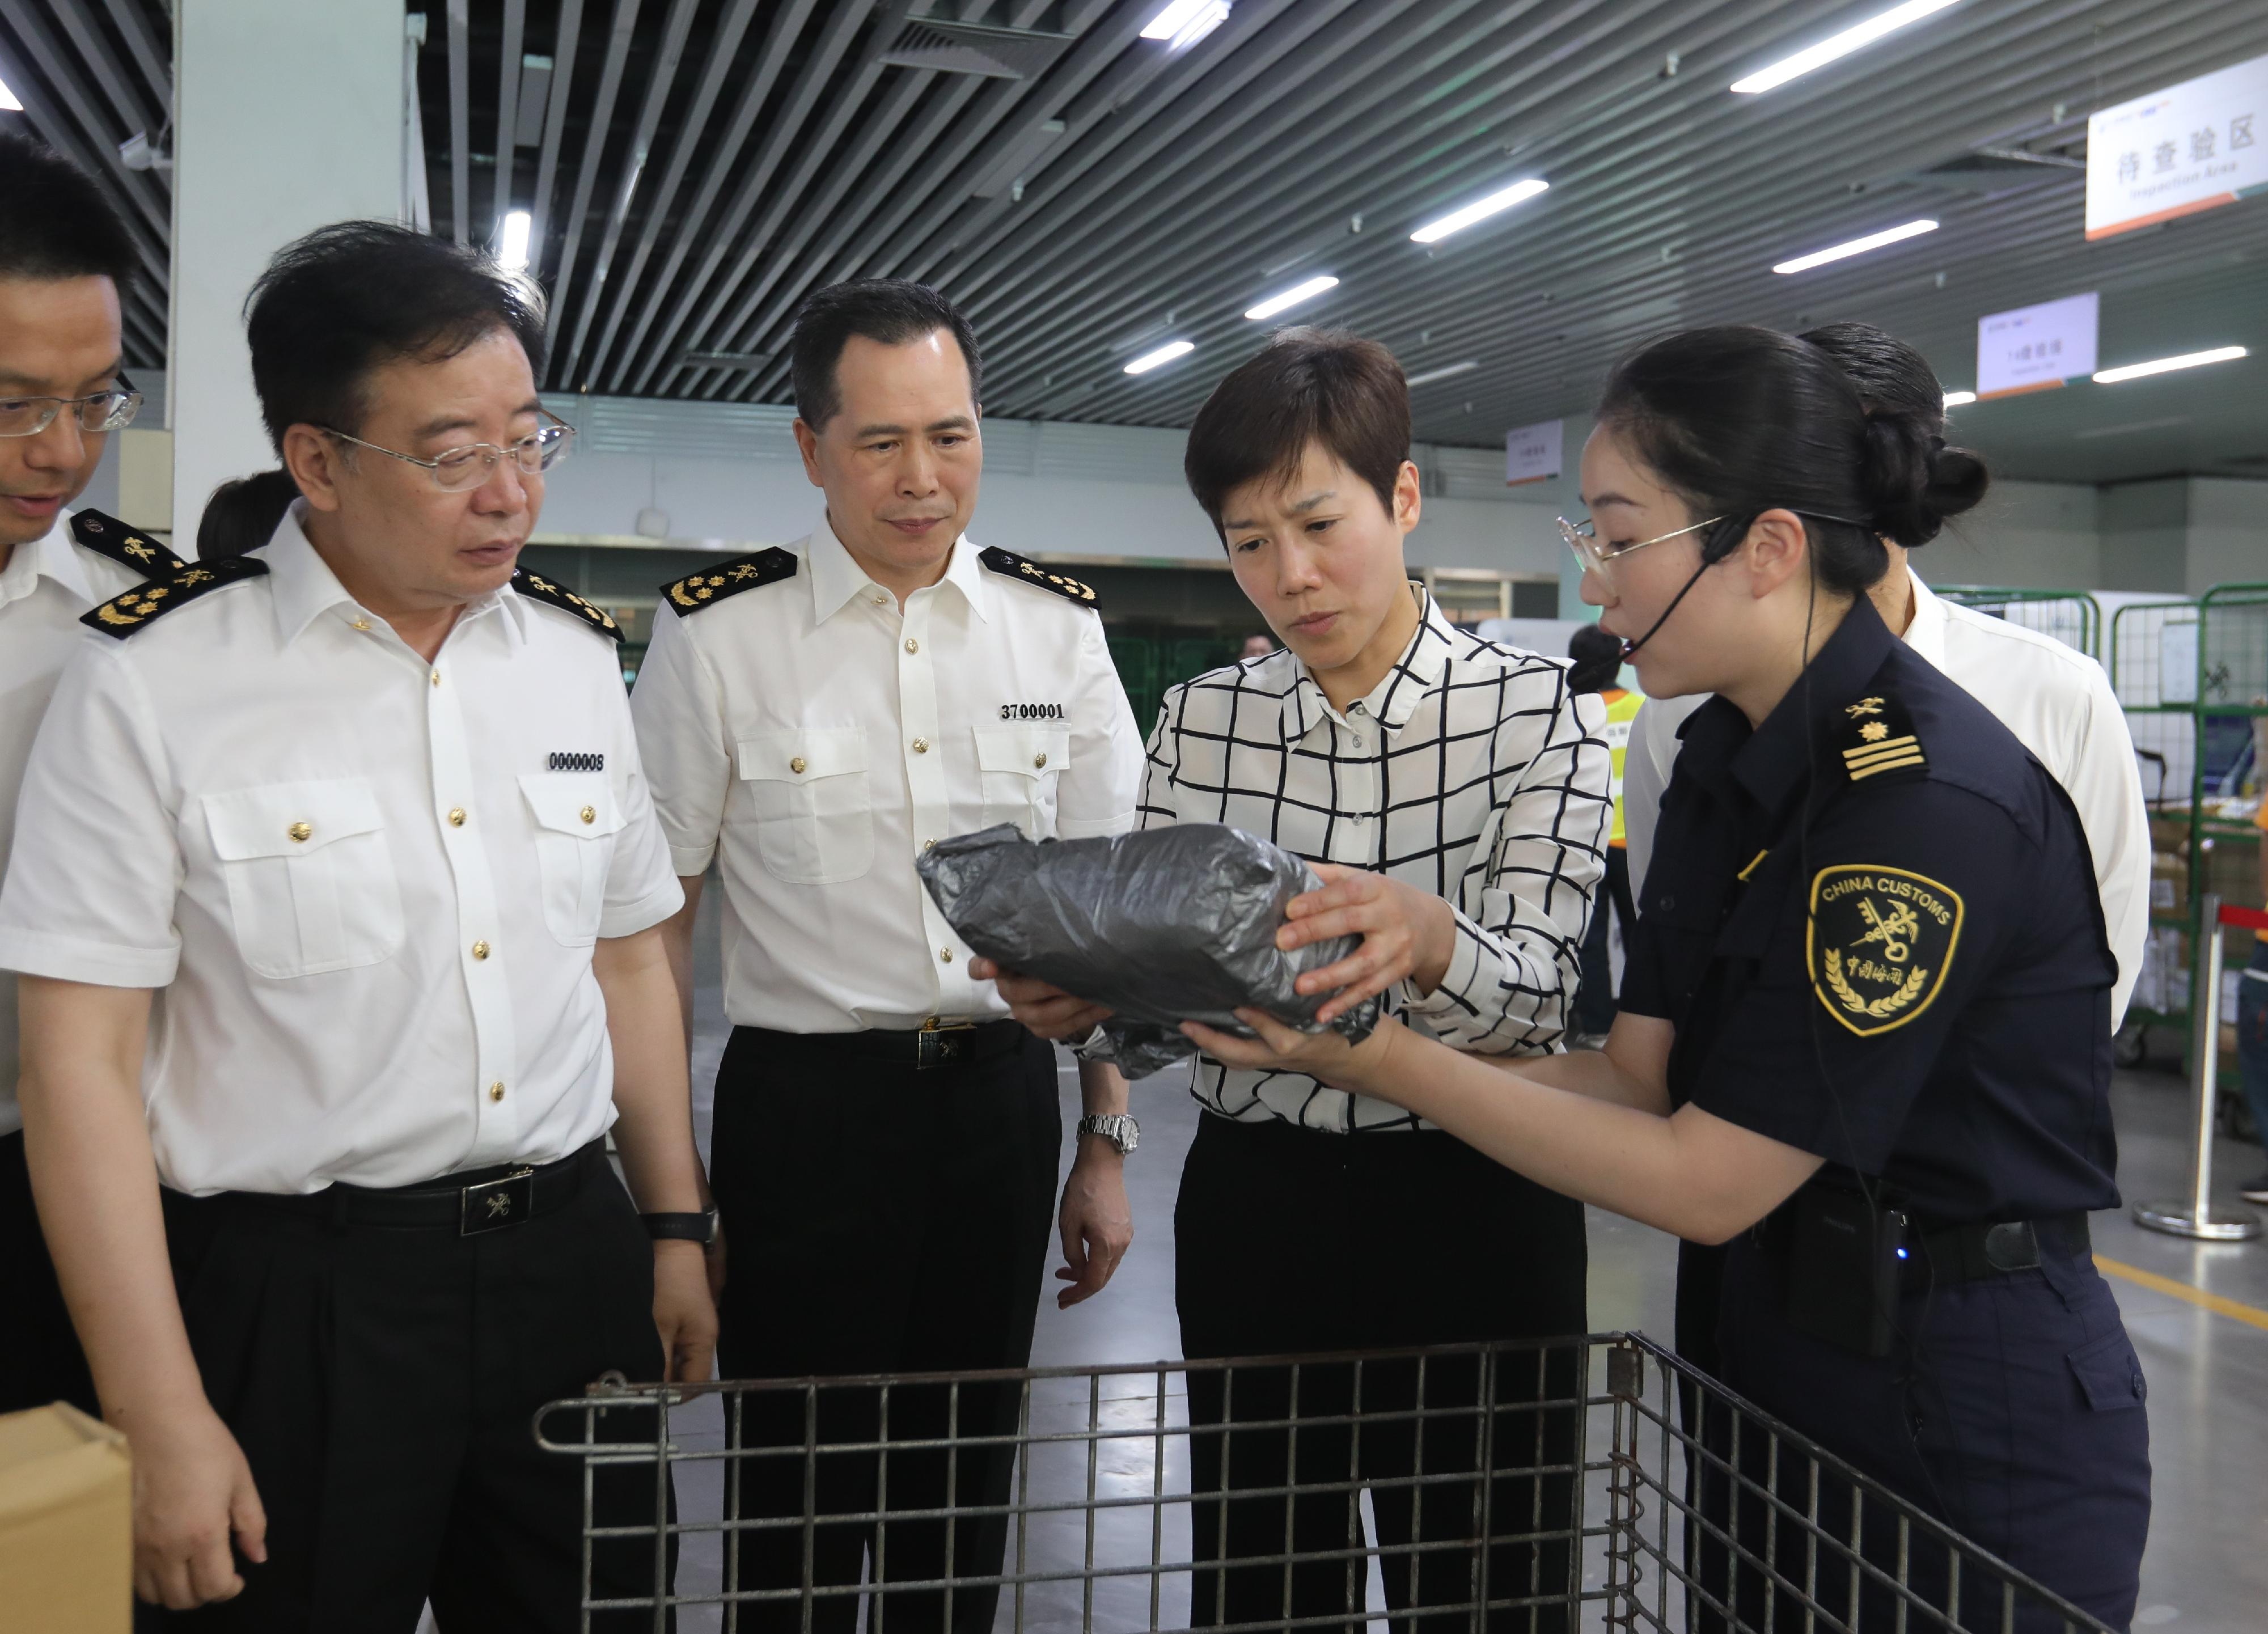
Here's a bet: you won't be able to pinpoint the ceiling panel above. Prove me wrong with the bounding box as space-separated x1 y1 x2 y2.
4 0 2265 485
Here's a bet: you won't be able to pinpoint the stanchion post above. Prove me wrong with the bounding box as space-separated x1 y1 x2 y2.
2134 895 2262 1241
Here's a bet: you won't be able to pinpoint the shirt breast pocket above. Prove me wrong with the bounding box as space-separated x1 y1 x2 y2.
972 726 1070 839
201 778 404 979
735 729 874 884
519 772 625 946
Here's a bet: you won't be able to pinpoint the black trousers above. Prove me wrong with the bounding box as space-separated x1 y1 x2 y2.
1572 849 1634 1037
1699 1235 2149 1633
0 1128 98 1416
709 1024 1062 1634
1174 1114 1589 1634
136 1146 668 1632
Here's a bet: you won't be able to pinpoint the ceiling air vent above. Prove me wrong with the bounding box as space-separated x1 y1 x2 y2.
1901 146 2084 195
879 17 1076 80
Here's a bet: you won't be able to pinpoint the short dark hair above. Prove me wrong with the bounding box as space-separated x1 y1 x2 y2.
1596 325 1987 595
1799 321 1946 436
1184 328 1410 535
789 279 982 428
244 220 547 453
1565 624 1624 694
0 128 137 291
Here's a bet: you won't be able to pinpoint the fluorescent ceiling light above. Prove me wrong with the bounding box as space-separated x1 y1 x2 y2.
1410 178 1549 245
1405 361 1480 387
1730 0 1960 95
2092 346 2246 384
1142 0 1229 49
1941 390 1977 407
1771 218 1937 274
497 210 532 272
1124 340 1195 375
1245 275 1339 321
0 75 19 112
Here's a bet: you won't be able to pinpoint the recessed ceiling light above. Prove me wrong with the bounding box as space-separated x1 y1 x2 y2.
1141 0 1229 50
1771 218 1937 274
0 74 19 112
1730 0 1960 95
1124 340 1195 375
1245 275 1339 321
1411 179 1548 244
2092 346 2246 384
496 210 532 272
1405 361 1480 387
1941 390 1977 407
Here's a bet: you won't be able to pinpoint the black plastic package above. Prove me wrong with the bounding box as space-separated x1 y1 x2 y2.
915 823 1382 1078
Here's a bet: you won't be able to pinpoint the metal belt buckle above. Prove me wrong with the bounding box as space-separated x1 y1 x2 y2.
916 1016 976 1071
460 1167 536 1235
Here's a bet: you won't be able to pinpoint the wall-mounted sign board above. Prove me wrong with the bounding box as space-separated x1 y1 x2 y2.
1976 291 2099 399
1505 419 1563 486
2087 52 2267 240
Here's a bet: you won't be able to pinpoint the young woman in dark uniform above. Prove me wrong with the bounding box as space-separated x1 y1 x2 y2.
1184 325 2149 1631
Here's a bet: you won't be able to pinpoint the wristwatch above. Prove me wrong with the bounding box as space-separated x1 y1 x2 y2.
1077 1113 1140 1157
641 1209 718 1245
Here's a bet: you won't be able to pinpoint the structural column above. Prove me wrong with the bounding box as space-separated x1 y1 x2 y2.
169 0 408 547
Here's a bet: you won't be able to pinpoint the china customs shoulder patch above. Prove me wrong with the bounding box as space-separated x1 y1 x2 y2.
1806 866 1964 1036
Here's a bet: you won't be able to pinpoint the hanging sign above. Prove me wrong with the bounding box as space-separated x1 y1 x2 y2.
1505 419 1563 486
1975 291 2098 399
2086 52 2268 240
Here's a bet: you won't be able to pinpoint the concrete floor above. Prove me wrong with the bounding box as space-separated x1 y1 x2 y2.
485 887 2268 1633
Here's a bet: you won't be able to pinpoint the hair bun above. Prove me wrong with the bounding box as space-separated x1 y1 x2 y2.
1858 409 1988 547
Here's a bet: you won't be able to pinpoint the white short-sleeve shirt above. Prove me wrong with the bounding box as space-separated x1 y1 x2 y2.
0 510 167 1137
629 518 1146 1034
1620 574 2151 1023
0 509 683 1194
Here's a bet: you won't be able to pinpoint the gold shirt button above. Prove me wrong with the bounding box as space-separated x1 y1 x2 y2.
349 618 371 632
923 837 936 850
1033 752 1048 769
912 737 929 754
489 1082 506 1103
430 671 442 687
579 805 596 824
871 592 888 606
940 947 953 963
471 940 490 960
287 822 312 843
904 638 919 654
447 808 466 827
790 756 807 774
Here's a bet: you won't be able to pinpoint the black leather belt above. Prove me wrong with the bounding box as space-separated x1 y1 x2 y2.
184 1138 604 1237
1912 1212 2091 1285
737 1018 1027 1072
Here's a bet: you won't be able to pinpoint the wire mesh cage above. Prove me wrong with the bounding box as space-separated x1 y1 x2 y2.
1929 587 2101 661
536 1334 2112 1634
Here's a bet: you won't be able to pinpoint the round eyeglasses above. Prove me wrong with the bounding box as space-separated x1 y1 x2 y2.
0 386 143 439
323 412 575 493
1558 514 1725 583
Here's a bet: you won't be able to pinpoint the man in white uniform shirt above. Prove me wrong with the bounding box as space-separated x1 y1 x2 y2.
0 132 184 1421
0 223 714 1628
1606 323 2149 1385
631 280 1145 1633
982 330 1610 1633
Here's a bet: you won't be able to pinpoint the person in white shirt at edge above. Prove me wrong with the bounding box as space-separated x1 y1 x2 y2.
629 279 1145 1634
1607 322 2151 1387
0 222 716 1629
976 329 1611 1634
0 132 188 1424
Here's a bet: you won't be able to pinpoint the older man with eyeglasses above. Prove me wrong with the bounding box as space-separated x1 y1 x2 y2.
0 218 713 1628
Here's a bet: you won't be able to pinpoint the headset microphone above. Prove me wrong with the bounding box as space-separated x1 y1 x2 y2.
1615 514 1752 662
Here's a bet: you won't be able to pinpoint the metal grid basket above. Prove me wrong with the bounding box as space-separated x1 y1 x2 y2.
536 1334 2112 1634
1929 587 2101 661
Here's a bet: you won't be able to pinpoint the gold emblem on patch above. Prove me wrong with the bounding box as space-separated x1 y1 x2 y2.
1806 865 1963 1036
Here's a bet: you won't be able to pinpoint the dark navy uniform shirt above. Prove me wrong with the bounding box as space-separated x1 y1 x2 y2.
1619 595 2119 1226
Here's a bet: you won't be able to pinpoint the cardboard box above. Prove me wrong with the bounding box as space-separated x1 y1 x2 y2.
0 1403 132 1632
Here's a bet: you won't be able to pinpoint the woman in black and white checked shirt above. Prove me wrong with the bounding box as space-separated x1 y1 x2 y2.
983 329 1609 1634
